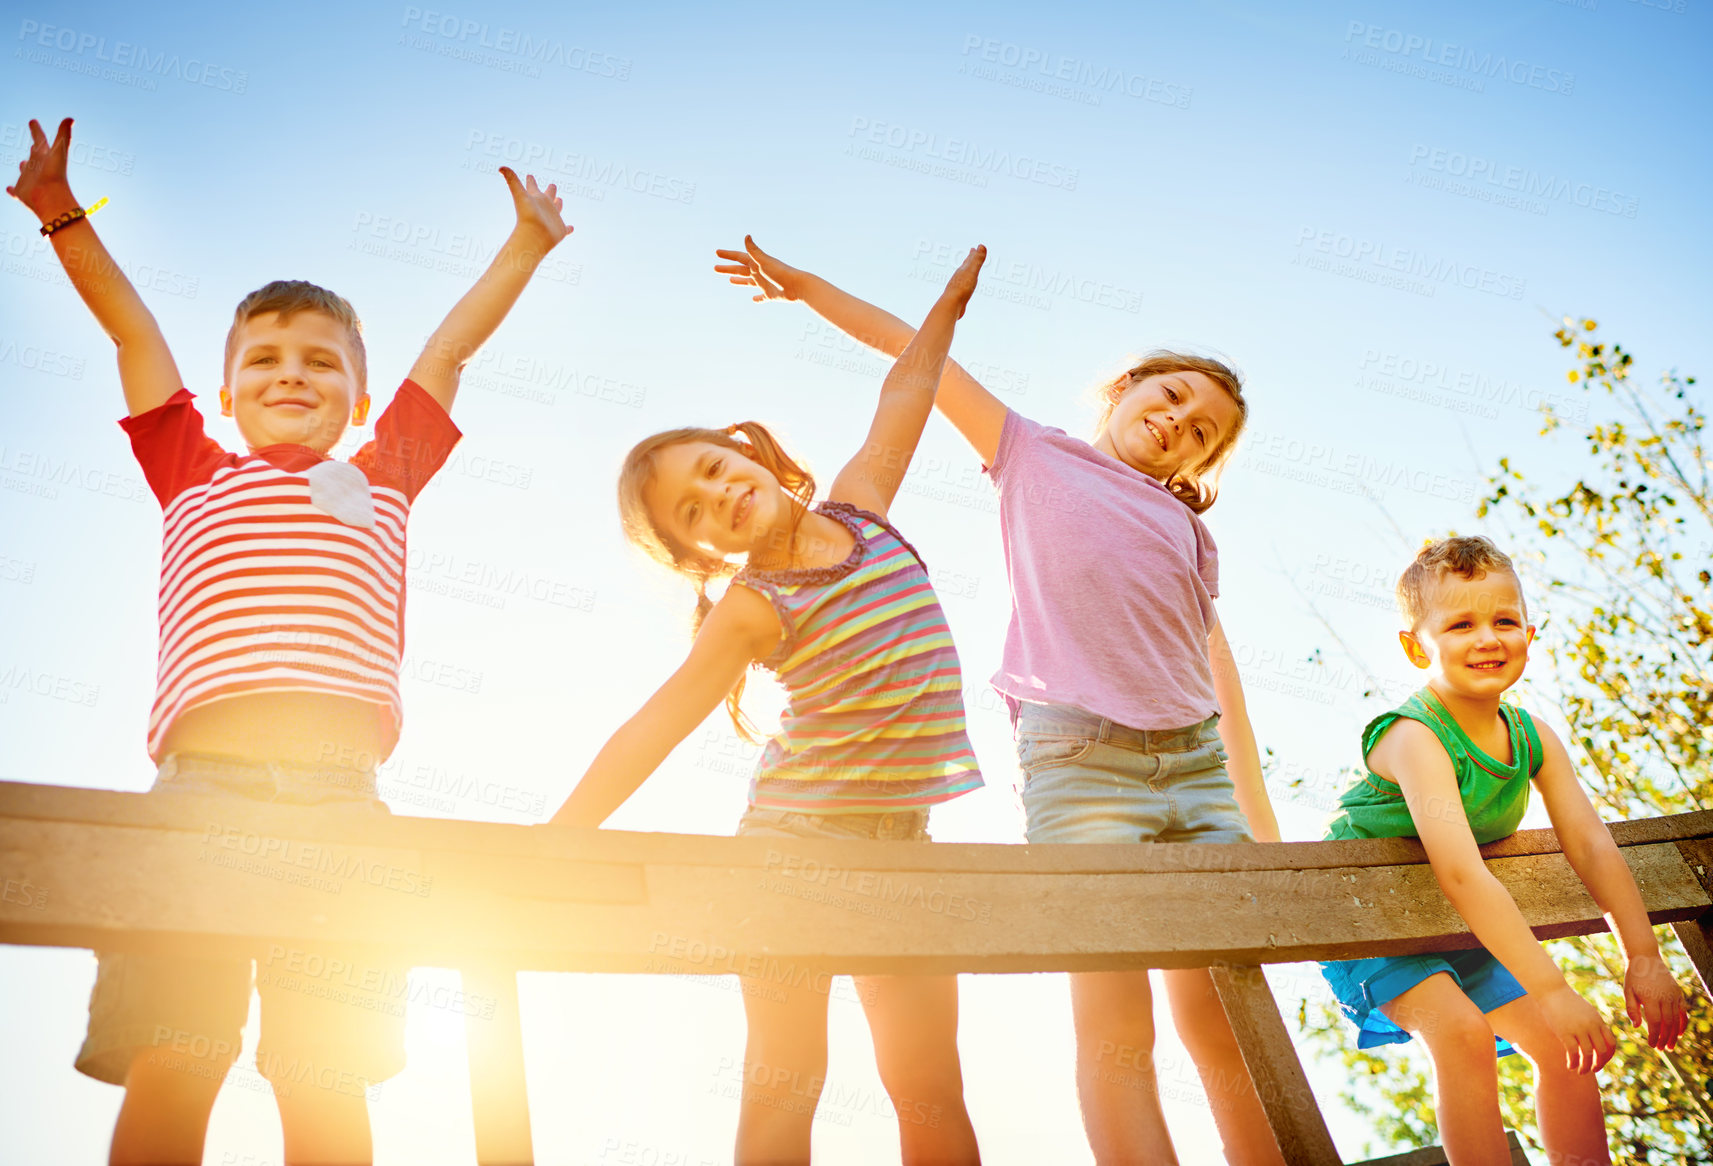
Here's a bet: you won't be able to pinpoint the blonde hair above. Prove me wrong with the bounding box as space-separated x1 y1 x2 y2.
1093 350 1247 513
225 280 366 388
1397 536 1525 628
616 422 816 739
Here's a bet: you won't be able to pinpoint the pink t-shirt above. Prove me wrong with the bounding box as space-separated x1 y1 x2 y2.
987 409 1220 730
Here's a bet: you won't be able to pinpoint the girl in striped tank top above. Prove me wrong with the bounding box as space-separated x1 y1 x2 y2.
551 247 987 1163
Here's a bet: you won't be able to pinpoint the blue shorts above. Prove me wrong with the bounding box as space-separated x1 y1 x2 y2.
1013 701 1252 845
1319 947 1527 1057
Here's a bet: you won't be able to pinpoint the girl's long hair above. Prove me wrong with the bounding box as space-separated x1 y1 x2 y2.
616 422 816 740
1092 350 1248 513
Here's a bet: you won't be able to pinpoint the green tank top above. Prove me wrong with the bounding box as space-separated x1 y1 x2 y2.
1324 687 1542 844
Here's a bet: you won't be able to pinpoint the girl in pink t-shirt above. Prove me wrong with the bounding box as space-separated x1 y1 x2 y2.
717 237 1284 1166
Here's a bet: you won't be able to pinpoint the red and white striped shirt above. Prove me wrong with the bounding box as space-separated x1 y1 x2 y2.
122 381 460 760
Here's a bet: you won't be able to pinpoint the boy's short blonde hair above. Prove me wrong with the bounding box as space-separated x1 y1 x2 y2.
1397 536 1524 628
224 280 366 388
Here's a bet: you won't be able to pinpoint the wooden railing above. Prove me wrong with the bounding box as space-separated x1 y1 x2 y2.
2 779 1709 1165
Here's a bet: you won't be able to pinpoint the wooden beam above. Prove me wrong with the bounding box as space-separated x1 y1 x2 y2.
1 784 1708 976
464 965 533 1166
1351 1129 1530 1165
1208 963 1339 1166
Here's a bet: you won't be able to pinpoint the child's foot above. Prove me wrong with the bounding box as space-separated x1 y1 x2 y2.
938 245 986 319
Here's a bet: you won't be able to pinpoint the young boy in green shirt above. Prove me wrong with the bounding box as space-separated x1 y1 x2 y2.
1319 535 1687 1164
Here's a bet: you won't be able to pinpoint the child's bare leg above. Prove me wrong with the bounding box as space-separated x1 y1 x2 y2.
735 972 831 1165
1486 996 1610 1166
269 1071 372 1166
1380 973 1508 1165
1160 967 1286 1165
854 974 981 1165
1069 969 1180 1165
110 1046 230 1166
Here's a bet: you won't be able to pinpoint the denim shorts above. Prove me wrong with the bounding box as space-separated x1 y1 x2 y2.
1014 701 1252 845
1319 947 1527 1057
736 805 932 843
76 753 407 1088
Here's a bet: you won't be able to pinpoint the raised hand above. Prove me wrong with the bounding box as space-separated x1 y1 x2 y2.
935 245 985 321
1537 984 1617 1074
499 166 571 250
7 117 79 219
713 235 805 302
1624 954 1689 1050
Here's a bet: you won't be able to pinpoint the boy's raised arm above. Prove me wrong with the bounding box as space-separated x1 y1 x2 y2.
1531 723 1689 1050
408 167 570 413
7 118 183 417
716 236 1008 466
1374 720 1617 1073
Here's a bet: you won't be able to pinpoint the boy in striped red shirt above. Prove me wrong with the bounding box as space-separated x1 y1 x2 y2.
9 116 569 1165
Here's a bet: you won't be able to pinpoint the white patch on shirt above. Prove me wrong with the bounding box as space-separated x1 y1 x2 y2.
306 460 376 528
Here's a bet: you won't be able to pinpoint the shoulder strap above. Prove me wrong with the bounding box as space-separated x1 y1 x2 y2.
818 500 928 571
1361 689 1470 776
1513 704 1545 778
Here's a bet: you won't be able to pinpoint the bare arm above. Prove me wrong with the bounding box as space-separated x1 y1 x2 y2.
829 247 984 516
1206 618 1278 843
1532 722 1688 1049
409 168 570 413
548 584 780 828
716 237 1008 465
7 118 182 416
1372 718 1615 1072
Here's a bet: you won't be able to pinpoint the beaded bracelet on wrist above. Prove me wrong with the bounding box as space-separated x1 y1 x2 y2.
39 197 107 237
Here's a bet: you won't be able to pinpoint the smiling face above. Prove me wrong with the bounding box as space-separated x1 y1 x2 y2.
1093 369 1239 483
640 440 796 565
1400 569 1535 699
222 310 368 454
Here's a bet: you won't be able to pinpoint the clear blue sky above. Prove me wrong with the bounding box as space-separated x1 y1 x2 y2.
3 0 1709 1161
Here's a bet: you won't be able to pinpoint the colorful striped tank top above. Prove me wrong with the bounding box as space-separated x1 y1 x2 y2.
733 501 983 813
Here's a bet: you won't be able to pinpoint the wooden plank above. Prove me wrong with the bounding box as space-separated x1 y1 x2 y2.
1207 963 1339 1166
3 780 1708 877
1351 1129 1530 1165
2 816 1707 975
464 965 533 1166
1670 915 1713 1000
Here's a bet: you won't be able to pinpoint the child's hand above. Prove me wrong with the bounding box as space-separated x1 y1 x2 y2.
1537 984 1617 1074
1624 953 1689 1050
935 245 985 321
714 235 805 302
500 167 570 250
7 117 79 220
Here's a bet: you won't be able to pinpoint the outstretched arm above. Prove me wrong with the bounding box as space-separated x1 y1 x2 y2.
7 117 183 417
548 584 780 828
716 237 1008 465
829 246 984 517
1533 722 1688 1050
409 167 570 413
1371 719 1616 1073
1207 619 1278 842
